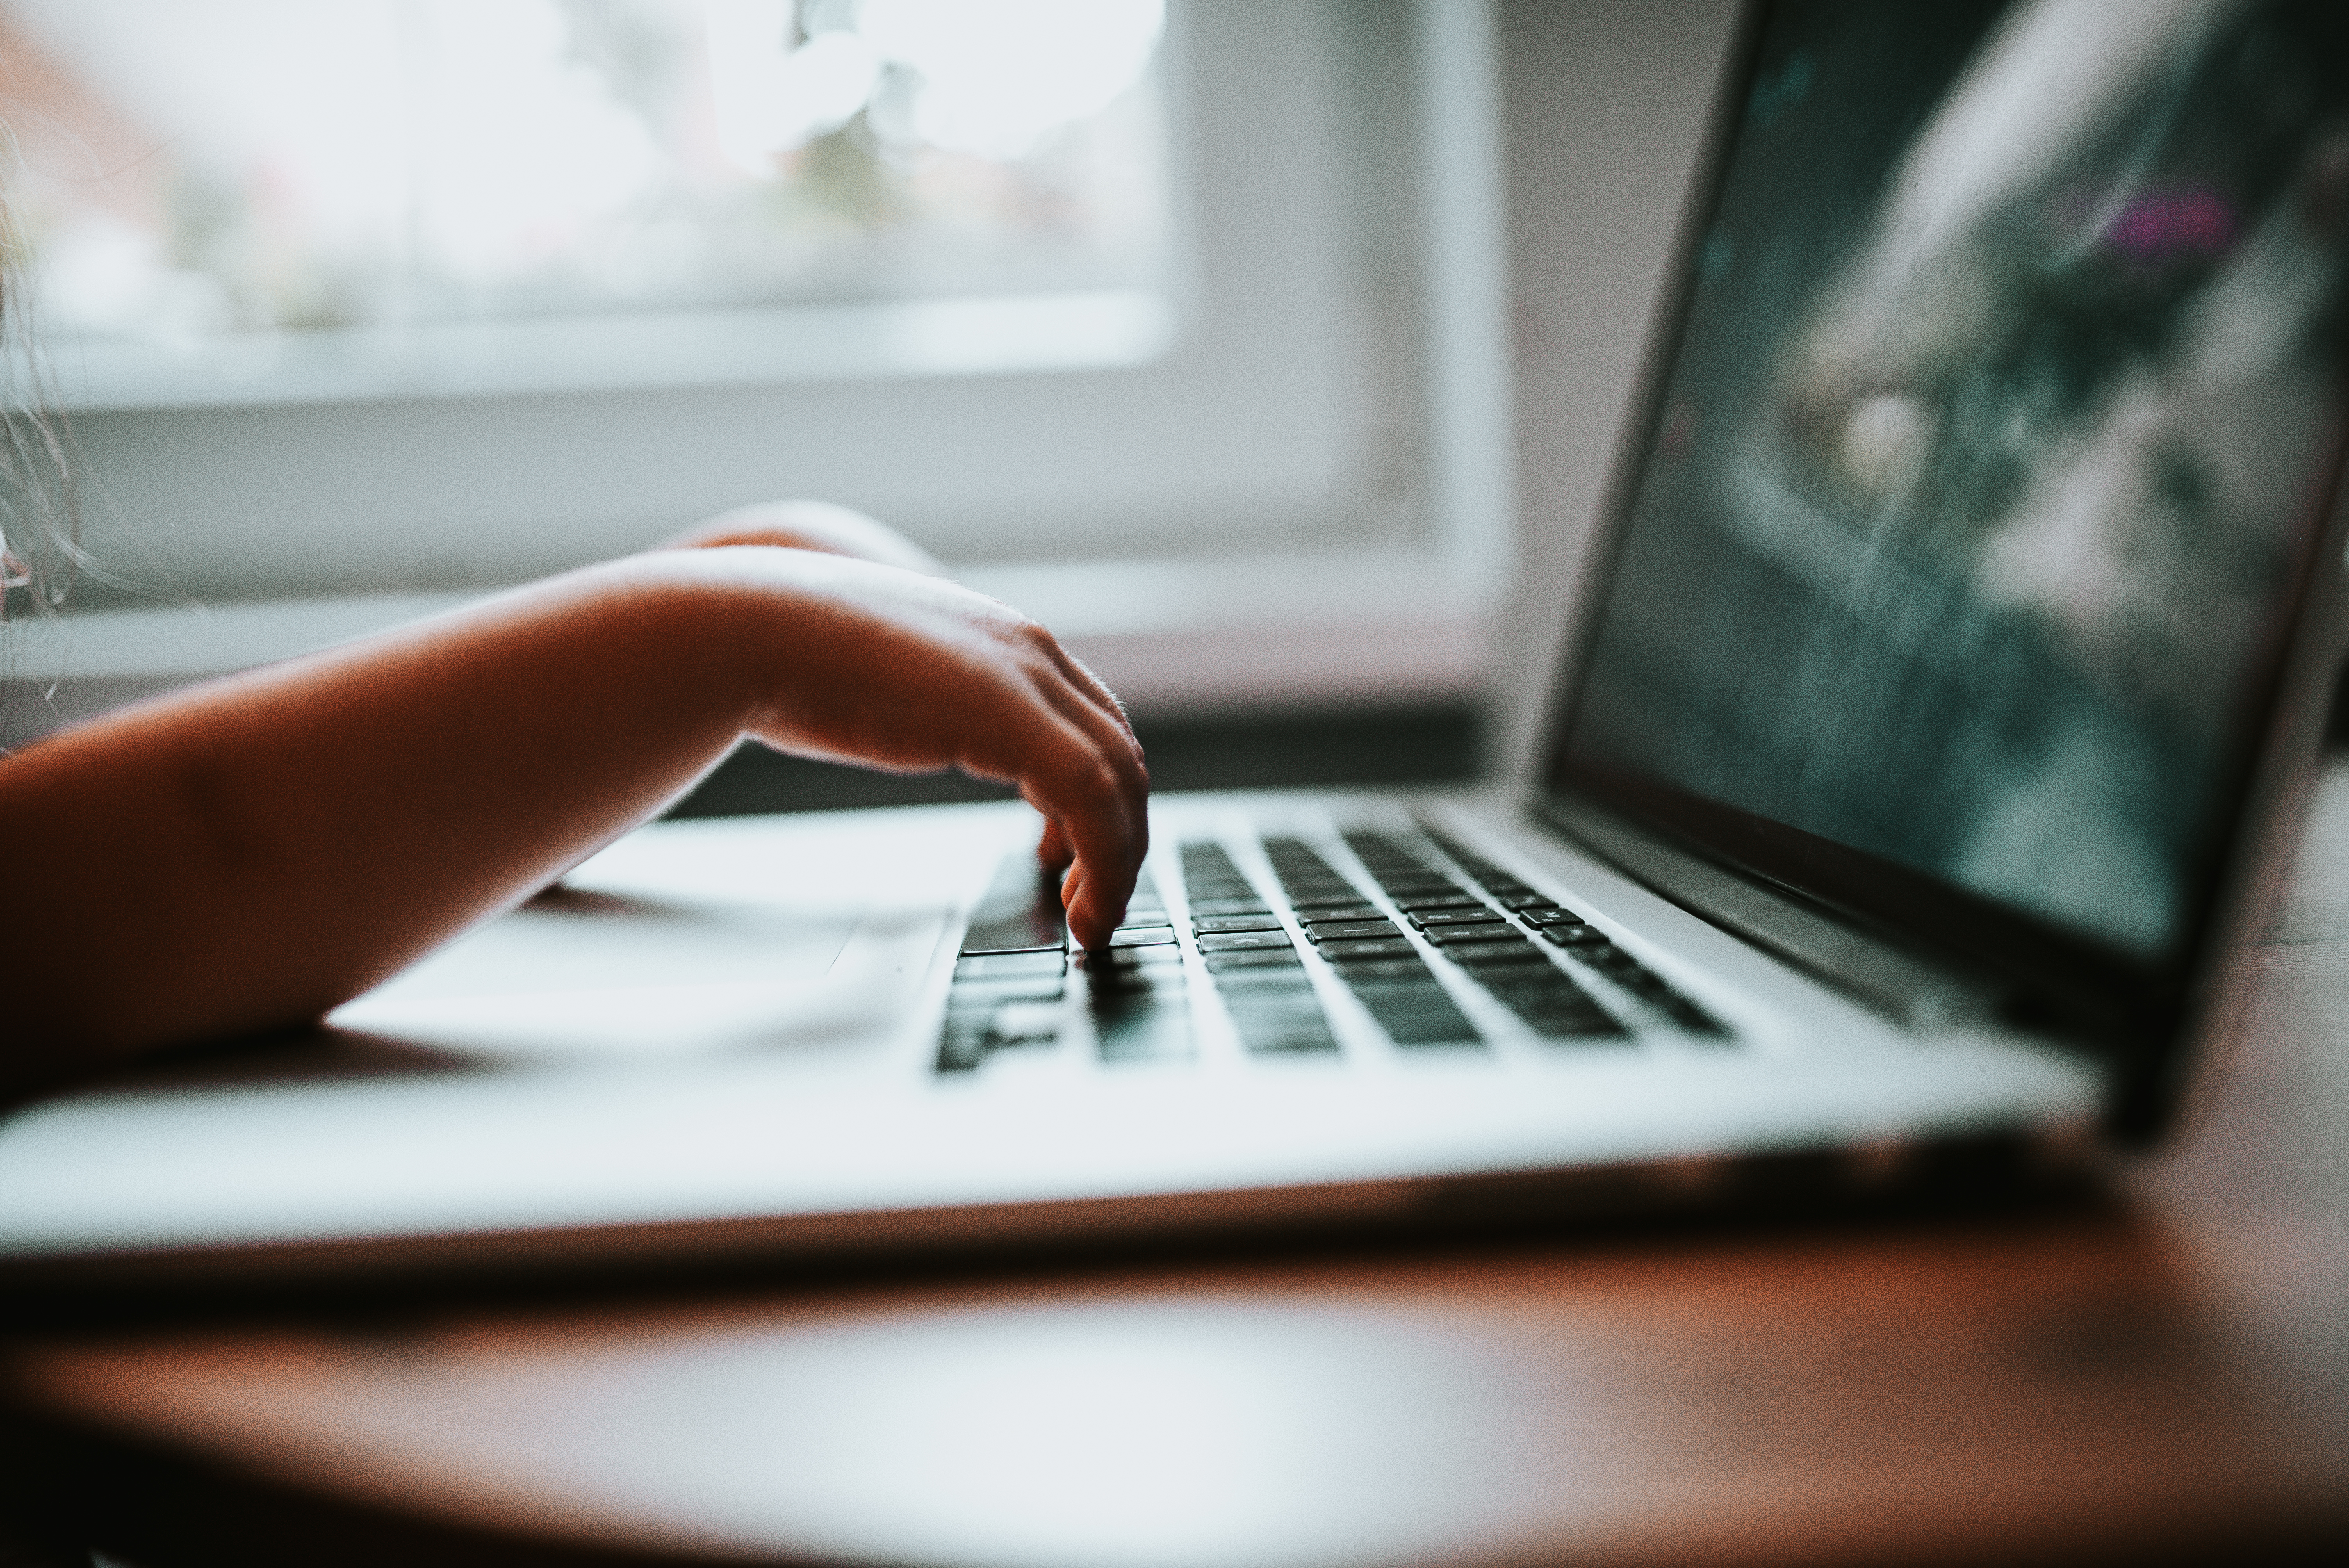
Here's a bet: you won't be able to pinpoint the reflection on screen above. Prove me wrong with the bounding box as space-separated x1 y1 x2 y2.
1563 0 2349 955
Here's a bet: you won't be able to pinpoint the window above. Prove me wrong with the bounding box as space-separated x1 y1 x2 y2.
8 0 1171 336
3 3 1511 724
5 0 1178 409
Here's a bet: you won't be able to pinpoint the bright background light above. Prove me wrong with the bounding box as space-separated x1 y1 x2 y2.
0 0 1169 341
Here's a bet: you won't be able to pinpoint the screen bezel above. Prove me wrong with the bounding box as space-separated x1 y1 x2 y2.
1528 0 2349 1141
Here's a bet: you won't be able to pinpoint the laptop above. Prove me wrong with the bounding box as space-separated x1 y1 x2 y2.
4 0 2346 1291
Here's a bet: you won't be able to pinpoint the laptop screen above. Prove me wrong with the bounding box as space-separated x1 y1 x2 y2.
1546 0 2349 969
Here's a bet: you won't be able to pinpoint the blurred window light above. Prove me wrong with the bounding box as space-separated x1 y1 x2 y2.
6 2 1504 613
0 0 1171 347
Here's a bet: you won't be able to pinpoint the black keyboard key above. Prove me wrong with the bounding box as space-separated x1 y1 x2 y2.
1210 966 1316 992
1087 974 1182 1009
1444 940 1554 967
1663 998 1731 1037
1469 968 1631 1037
1206 948 1306 972
1288 892 1371 911
1481 966 1586 995
1107 925 1176 948
1086 941 1180 968
984 1001 1064 1046
1235 1017 1339 1054
1417 923 1517 946
1521 907 1588 927
959 927 1065 955
1542 926 1613 948
1189 896 1272 916
959 853 1070 954
1346 975 1449 1001
1329 956 1434 982
1192 914 1285 934
1318 937 1418 961
1197 930 1296 953
1523 1011 1633 1041
937 982 1078 1069
1549 949 1732 1039
947 975 1065 1005
1392 893 1485 912
1504 983 1622 1018
1370 873 1457 893
1408 908 1510 929
1501 996 1614 1029
1346 850 1421 868
1094 990 1186 1017
1379 1011 1482 1046
1296 903 1384 923
1223 989 1327 1026
1369 989 1471 1020
1353 979 1476 1031
936 1032 990 1073
955 951 1066 980
1097 1007 1194 1062
1306 919 1400 942
1492 893 1560 912
1488 999 1597 1027
1094 965 1171 991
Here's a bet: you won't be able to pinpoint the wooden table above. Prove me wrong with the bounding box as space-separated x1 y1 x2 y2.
6 772 2349 1568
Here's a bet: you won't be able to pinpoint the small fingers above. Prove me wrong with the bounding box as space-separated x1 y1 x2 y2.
1015 636 1147 892
1037 815 1073 871
990 711 1144 951
1026 672 1148 843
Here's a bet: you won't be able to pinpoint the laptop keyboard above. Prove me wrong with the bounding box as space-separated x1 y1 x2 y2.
937 824 1729 1074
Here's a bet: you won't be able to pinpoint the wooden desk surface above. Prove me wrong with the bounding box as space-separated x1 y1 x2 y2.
6 772 2348 1568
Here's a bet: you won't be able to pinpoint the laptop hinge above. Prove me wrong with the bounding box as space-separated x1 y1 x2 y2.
1529 794 2002 1032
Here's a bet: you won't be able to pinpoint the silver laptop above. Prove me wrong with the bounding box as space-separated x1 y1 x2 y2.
5 0 2347 1290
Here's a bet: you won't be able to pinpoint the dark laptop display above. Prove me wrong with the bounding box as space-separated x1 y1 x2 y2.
1546 0 2349 1113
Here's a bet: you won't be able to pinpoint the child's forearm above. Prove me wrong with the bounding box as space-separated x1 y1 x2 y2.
0 548 1145 1073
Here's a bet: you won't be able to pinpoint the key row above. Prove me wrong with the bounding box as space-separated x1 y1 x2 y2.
1182 841 1338 1053
1256 838 1483 1047
1385 829 1729 1037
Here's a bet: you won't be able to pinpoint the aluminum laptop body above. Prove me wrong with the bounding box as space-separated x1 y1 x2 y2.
4 0 2347 1291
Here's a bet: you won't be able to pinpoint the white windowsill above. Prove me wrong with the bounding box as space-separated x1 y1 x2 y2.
0 548 1494 750
46 289 1185 413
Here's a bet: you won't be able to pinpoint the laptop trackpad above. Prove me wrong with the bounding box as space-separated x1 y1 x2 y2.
323 806 1014 1064
325 866 955 1068
325 889 899 1061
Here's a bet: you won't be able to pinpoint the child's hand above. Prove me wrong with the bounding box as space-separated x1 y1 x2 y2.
0 517 1144 1062
658 500 945 577
658 506 1135 934
682 548 1146 946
